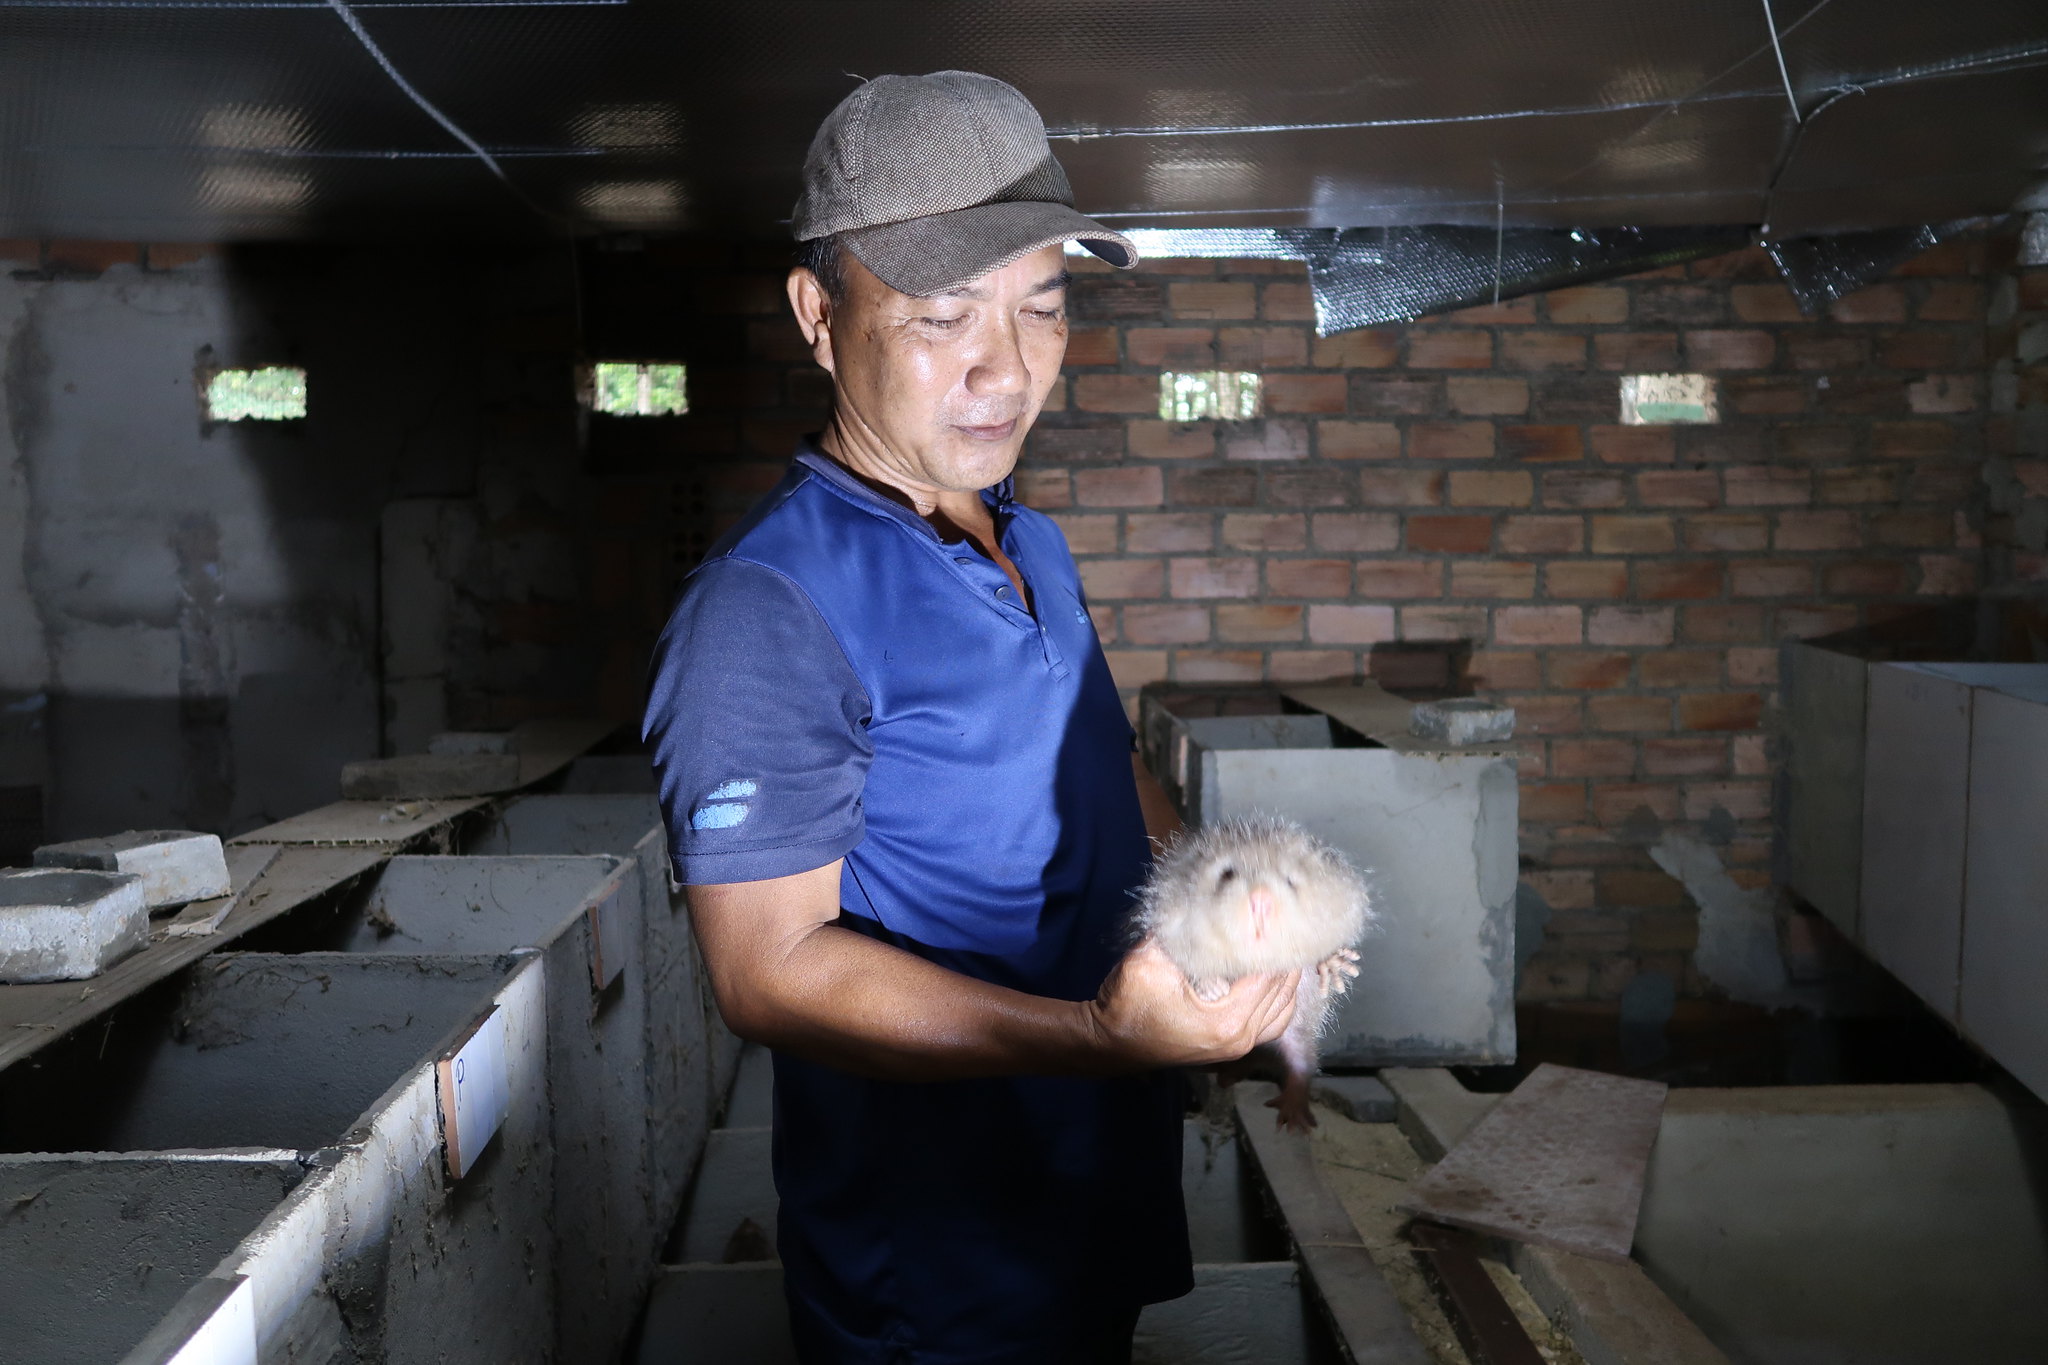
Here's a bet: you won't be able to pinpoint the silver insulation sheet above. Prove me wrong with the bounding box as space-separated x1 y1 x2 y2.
2 1 2046 240
1763 219 1982 314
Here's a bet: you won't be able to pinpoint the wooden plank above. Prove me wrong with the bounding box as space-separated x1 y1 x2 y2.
1408 1223 1546 1365
1280 682 1415 743
163 845 280 938
1403 1064 1666 1264
229 798 489 847
1509 1244 1731 1365
0 844 384 1071
1234 1084 1434 1365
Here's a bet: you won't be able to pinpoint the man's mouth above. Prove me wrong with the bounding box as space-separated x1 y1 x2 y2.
955 417 1019 441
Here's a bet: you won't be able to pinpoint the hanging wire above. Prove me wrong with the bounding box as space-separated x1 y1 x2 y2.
1759 0 1804 123
1491 176 1506 305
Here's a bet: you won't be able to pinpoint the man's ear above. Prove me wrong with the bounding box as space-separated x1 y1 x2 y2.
787 268 836 375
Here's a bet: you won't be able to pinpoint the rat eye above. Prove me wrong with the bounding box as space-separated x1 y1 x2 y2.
1286 876 1300 892
1215 866 1237 885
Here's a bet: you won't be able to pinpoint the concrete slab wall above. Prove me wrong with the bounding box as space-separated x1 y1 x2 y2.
1959 689 2048 1098
1780 643 1867 937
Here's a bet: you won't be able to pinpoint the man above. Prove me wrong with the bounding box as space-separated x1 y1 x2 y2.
643 71 1301 1364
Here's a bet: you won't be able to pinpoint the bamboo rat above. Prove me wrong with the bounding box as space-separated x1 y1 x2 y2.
1132 815 1373 1132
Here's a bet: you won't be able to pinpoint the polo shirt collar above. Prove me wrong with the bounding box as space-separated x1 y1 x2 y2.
794 440 1016 542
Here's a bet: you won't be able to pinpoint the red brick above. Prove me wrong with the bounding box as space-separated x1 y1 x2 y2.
1636 284 1723 326
1497 605 1584 645
1685 329 1775 370
1590 515 1677 554
1589 605 1676 646
1594 332 1680 371
1125 327 1216 367
1546 561 1630 598
1635 470 1719 507
1355 560 1444 598
1877 329 1971 371
1545 285 1629 323
1175 650 1266 683
1259 375 1346 415
1918 554 1978 596
1727 648 1779 686
1443 296 1538 324
1724 375 1809 416
1123 603 1212 644
1168 467 1258 506
1402 604 1490 640
1014 468 1071 508
1500 515 1585 554
1830 282 1907 324
1522 783 1589 825
1312 513 1400 552
1216 604 1305 643
1316 420 1400 460
1221 513 1307 551
1312 329 1399 367
1725 465 1811 507
1500 332 1589 370
1594 783 1683 826
1468 650 1544 691
1506 694 1584 734
1080 558 1163 599
1308 604 1397 644
1446 376 1530 415
1775 604 1860 639
1774 510 1861 551
1683 781 1771 822
1680 691 1764 731
1641 650 1722 688
1264 468 1352 507
1549 651 1632 689
1589 696 1673 732
1351 375 1443 416
1786 333 1870 369
1074 467 1164 506
1224 420 1313 461
1408 330 1494 368
1127 420 1215 460
1126 512 1214 552
1733 732 1769 776
1074 374 1159 413
1819 465 1899 505
1088 604 1116 640
1644 736 1729 776
1543 471 1629 508
1637 561 1724 599
44 240 139 273
1051 513 1119 554
1905 374 1981 415
2021 270 2048 310
1599 866 1689 909
1262 282 1315 322
1823 560 1910 595
1917 281 1986 323
1269 649 1359 683
1448 470 1535 506
1731 282 1803 322
1104 649 1169 689
1408 515 1494 553
1170 281 1257 320
1498 425 1582 463
1266 558 1352 597
1136 257 1219 275
1358 468 1445 506
1451 560 1538 598
1590 425 1675 464
1218 326 1307 368
1410 422 1496 460
1169 557 1259 598
1731 560 1814 597
1775 425 1856 462
1683 605 1765 644
1552 739 1638 777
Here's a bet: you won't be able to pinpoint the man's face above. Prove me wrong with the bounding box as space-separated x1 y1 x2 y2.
796 244 1070 494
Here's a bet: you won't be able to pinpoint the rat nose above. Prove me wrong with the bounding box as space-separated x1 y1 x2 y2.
1248 886 1274 940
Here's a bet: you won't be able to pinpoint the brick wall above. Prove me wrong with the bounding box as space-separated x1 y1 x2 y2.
1988 244 2048 594
608 235 2008 1004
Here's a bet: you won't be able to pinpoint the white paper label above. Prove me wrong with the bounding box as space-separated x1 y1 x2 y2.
437 1005 509 1180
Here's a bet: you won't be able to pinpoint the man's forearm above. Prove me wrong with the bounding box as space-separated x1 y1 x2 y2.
714 918 1115 1082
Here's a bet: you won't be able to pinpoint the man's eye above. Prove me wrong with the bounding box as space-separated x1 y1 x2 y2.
921 315 964 330
1028 308 1064 322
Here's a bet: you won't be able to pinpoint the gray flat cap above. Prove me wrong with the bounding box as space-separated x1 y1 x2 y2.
793 70 1138 297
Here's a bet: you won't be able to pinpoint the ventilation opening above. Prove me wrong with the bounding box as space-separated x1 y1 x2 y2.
584 361 688 417
203 366 306 422
1159 371 1262 422
1620 373 1719 425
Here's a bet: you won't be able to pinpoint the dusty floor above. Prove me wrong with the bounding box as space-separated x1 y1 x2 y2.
1308 1101 1587 1365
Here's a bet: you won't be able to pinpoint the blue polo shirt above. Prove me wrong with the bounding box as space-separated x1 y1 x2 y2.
642 443 1191 1362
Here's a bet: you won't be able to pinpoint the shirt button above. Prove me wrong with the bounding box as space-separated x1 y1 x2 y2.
954 557 974 565
995 585 1010 598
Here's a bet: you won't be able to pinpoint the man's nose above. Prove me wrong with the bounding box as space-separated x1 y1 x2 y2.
965 319 1029 398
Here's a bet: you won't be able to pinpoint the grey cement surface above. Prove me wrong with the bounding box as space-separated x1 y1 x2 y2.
1960 689 2048 1102
725 1042 774 1128
1860 664 1973 1020
336 853 620 956
678 1125 778 1263
1408 698 1515 746
0 1153 302 1365
33 829 230 907
339 753 520 801
0 953 507 1154
0 866 147 982
1182 720 1517 1066
1309 1075 1396 1124
1639 1085 2048 1365
1782 644 1868 939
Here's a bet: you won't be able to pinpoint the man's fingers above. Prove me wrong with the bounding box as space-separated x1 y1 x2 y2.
1248 969 1301 1047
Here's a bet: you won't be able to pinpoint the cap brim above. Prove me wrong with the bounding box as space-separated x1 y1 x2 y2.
841 200 1137 297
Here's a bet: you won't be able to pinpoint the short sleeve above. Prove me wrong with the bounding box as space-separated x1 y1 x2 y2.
641 556 873 885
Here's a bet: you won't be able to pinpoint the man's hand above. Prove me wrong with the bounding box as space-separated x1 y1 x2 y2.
1087 938 1299 1070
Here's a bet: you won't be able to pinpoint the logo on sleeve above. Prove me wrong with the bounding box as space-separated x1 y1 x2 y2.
690 778 757 831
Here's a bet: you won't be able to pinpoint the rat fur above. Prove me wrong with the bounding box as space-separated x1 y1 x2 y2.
1132 815 1373 1132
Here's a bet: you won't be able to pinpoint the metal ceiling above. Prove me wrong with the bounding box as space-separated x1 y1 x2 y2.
1 1 2045 242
